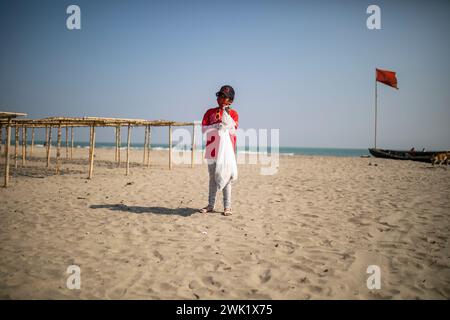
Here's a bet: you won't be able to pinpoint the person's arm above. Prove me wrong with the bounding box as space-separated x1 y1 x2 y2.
202 109 220 134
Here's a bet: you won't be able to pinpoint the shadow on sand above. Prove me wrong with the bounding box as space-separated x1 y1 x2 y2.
90 204 197 217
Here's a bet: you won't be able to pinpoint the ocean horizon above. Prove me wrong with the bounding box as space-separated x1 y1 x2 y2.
19 140 371 157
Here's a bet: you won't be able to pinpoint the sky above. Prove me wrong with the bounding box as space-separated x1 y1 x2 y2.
1 0 449 149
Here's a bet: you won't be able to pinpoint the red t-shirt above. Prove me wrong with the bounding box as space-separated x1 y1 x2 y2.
202 107 239 159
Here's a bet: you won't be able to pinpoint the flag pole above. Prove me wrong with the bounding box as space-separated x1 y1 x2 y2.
374 70 378 149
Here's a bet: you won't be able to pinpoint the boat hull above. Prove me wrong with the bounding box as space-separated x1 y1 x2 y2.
368 148 446 163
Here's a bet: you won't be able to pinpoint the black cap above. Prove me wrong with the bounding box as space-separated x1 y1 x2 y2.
216 85 235 101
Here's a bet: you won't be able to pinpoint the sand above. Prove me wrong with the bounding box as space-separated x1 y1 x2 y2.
0 146 449 299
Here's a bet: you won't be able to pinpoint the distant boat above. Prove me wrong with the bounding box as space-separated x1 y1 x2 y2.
368 148 446 163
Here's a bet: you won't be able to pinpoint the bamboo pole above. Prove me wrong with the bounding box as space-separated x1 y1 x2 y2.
88 126 93 165
88 125 96 179
126 125 131 175
46 127 52 168
3 119 12 187
191 124 196 168
143 125 148 165
56 124 62 174
0 125 3 155
14 125 19 169
45 126 49 150
114 126 118 162
21 126 26 166
65 126 69 159
70 127 74 159
169 125 172 170
117 126 121 166
30 128 35 157
146 126 151 168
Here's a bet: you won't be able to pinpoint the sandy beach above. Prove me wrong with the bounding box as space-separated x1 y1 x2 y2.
0 146 449 299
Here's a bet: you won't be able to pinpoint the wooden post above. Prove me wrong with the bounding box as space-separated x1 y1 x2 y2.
30 128 35 157
56 124 62 174
45 126 49 150
169 125 172 170
70 127 74 159
191 124 195 168
126 125 131 175
117 126 121 166
14 125 19 169
21 126 26 166
143 125 148 165
146 126 151 168
88 125 96 179
3 119 12 187
88 126 93 167
114 126 118 162
65 126 69 159
0 125 3 155
46 127 52 168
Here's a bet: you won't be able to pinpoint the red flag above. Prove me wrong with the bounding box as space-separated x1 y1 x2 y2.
376 68 398 89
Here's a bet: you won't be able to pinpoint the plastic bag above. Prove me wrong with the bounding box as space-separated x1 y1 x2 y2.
215 110 238 190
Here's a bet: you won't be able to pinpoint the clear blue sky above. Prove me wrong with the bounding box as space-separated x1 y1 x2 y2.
1 0 449 149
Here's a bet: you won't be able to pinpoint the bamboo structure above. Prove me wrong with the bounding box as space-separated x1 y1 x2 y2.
146 126 151 167
169 125 172 170
56 124 62 174
191 124 195 168
14 126 19 169
126 125 131 175
4 121 11 186
30 127 35 157
70 127 74 159
45 126 49 151
22 126 26 166
114 126 119 162
0 125 3 155
117 125 121 166
143 125 148 165
65 126 69 159
1 112 27 187
88 125 96 179
47 127 52 168
0 116 195 180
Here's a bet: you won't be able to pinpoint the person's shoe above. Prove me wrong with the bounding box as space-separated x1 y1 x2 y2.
223 208 232 216
198 205 214 214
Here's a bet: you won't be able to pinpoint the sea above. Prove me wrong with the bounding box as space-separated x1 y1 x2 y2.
27 140 371 157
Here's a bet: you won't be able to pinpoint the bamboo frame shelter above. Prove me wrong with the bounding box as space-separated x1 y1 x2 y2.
0 112 27 187
0 116 196 182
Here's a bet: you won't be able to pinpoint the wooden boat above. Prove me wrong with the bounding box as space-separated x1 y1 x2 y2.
368 148 446 163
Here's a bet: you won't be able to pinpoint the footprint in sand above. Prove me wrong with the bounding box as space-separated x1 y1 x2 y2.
153 250 164 262
259 269 272 284
201 276 222 288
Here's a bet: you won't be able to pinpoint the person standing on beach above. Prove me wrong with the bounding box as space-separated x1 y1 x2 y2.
199 85 239 216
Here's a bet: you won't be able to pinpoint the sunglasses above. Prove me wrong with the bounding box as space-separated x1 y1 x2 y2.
216 92 227 99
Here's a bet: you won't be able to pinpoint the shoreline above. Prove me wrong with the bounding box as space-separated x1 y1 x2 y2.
4 143 372 159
